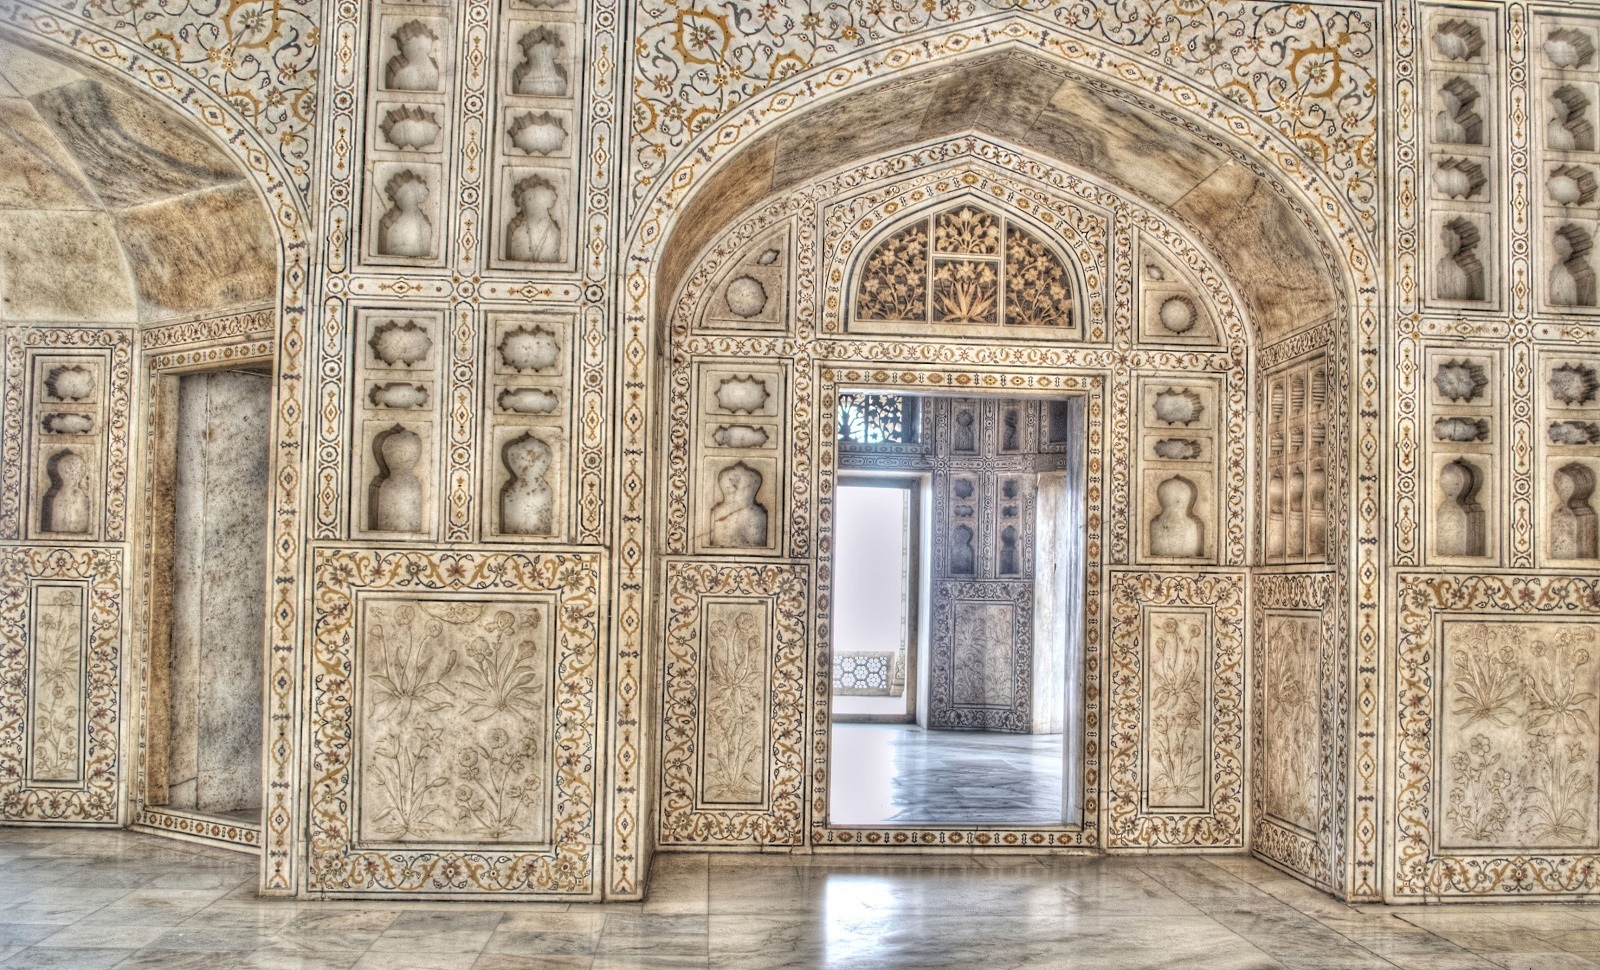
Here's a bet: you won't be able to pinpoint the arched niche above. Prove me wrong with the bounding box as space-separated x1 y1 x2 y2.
0 31 282 857
651 140 1262 854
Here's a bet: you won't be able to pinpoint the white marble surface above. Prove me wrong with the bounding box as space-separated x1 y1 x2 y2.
5 828 1600 968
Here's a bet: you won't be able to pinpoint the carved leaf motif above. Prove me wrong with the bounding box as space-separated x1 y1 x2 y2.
932 259 998 324
933 206 1000 255
1004 225 1072 327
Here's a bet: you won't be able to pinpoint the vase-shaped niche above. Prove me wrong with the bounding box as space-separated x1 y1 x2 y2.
1307 460 1328 558
999 525 1019 576
40 450 90 534
1001 407 1020 451
1149 475 1204 558
1436 218 1485 301
1286 466 1306 559
953 408 976 452
500 434 555 536
370 425 424 533
708 462 768 548
385 21 441 92
513 27 568 97
1551 224 1598 307
1552 463 1599 560
505 175 561 263
378 170 434 258
950 524 976 575
1266 470 1286 561
1435 459 1486 557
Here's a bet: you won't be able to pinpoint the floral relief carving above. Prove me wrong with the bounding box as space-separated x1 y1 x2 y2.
28 587 85 784
854 222 928 321
658 562 807 846
309 550 598 895
1147 612 1206 809
1262 614 1319 832
1442 622 1600 849
1396 575 1600 897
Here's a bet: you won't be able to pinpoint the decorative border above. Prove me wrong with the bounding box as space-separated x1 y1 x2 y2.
306 548 601 896
142 307 277 351
133 806 261 853
1251 571 1338 893
1105 571 1245 848
0 546 123 824
1393 572 1600 898
657 560 808 846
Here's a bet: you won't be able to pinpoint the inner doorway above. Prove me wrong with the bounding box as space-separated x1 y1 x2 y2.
827 392 1084 827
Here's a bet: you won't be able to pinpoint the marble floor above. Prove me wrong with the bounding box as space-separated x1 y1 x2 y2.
4 829 1600 969
828 722 1063 825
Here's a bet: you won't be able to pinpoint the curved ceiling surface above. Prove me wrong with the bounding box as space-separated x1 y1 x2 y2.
0 33 277 325
658 49 1342 346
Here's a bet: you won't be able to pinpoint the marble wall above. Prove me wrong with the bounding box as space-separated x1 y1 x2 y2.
1 0 1599 906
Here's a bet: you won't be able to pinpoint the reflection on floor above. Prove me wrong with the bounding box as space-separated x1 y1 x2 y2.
828 722 1063 826
1 828 1597 969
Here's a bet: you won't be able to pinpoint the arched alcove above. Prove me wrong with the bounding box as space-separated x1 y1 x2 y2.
0 31 282 853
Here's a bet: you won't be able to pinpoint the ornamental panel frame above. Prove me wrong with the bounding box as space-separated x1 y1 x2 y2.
307 549 603 897
1394 573 1600 899
0 546 124 825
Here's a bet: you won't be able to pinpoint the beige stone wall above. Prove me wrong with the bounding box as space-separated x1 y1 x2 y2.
3 0 1600 905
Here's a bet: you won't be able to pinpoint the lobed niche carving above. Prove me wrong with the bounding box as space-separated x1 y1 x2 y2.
707 462 768 548
40 450 91 534
1553 464 1600 560
1551 420 1600 445
723 276 768 318
756 248 779 265
1435 416 1490 442
1433 19 1485 61
1551 224 1598 307
505 175 561 263
1549 165 1599 207
1547 28 1598 69
369 320 432 367
44 365 94 401
953 504 974 517
508 111 567 155
1550 363 1600 405
999 525 1019 576
1433 157 1488 200
379 106 441 151
1435 76 1486 146
1154 438 1202 460
952 478 975 500
385 21 441 92
498 325 560 372
1001 408 1020 451
1001 478 1019 500
950 524 976 575
1150 475 1204 558
369 425 425 533
41 413 93 435
369 383 429 409
498 387 559 414
714 376 770 414
513 27 569 97
1436 218 1486 301
713 425 769 449
1550 85 1597 152
378 170 434 258
500 434 555 535
1436 459 1487 557
1434 358 1489 402
952 409 976 451
1156 295 1198 334
1153 387 1204 425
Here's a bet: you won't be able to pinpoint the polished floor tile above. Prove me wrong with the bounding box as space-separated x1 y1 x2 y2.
828 723 1063 825
6 829 1600 968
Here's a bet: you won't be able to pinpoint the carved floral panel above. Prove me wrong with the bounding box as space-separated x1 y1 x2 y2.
658 561 808 846
1396 574 1600 897
0 547 122 824
1106 571 1244 848
308 550 600 896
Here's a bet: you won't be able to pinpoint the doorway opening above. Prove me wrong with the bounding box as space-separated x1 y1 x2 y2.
827 392 1086 827
142 364 274 830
